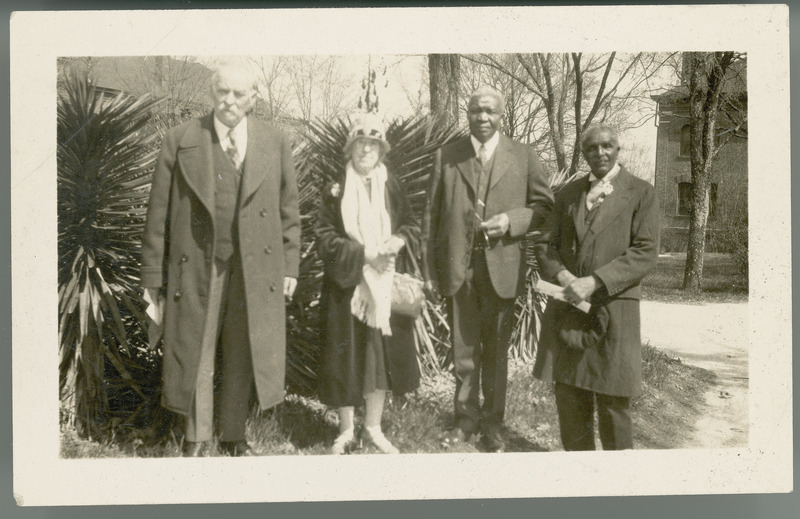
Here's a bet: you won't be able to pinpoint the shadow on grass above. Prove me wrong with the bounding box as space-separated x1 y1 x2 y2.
502 427 551 453
248 395 337 454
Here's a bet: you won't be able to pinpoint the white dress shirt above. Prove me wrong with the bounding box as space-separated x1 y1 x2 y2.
213 115 248 162
588 162 621 185
470 131 500 161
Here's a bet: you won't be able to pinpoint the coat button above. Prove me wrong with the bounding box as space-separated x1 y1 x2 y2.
181 254 188 262
270 284 276 292
264 245 272 254
260 209 268 217
174 290 182 300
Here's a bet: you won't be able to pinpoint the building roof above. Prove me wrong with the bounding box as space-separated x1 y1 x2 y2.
651 56 747 103
87 56 213 99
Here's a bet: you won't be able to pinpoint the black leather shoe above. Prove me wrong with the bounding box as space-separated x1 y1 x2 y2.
219 440 257 457
182 441 207 457
440 423 477 449
440 428 467 449
481 423 505 453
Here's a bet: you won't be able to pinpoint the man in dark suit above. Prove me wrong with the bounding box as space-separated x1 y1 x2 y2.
533 124 658 450
423 86 553 452
141 58 300 456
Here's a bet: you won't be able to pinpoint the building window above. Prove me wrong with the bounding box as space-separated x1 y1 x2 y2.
678 181 717 218
680 125 691 156
678 182 692 215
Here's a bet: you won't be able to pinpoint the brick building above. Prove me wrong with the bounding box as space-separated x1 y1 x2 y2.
650 59 748 252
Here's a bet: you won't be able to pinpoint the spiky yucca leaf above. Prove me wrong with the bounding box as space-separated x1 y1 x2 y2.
289 115 464 388
509 168 574 360
58 72 163 438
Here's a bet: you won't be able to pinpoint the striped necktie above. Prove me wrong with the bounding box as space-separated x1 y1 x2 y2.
477 144 489 165
226 128 241 170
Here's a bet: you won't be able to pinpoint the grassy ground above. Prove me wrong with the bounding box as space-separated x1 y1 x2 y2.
641 253 747 304
61 343 714 457
62 253 741 458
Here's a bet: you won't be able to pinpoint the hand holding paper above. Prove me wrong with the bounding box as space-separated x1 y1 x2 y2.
564 275 600 303
535 279 591 313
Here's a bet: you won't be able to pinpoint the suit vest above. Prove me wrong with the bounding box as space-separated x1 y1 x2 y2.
212 140 243 261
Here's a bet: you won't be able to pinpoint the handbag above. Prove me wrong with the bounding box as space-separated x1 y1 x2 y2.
391 249 425 318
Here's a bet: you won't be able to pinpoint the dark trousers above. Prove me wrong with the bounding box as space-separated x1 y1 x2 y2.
185 254 253 443
554 382 633 451
448 250 515 432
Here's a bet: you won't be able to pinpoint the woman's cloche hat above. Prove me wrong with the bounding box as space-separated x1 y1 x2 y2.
344 112 391 156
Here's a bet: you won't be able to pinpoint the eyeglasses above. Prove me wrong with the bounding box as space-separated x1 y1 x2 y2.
352 139 382 151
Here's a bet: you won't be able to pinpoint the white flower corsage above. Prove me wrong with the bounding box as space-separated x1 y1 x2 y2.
330 182 341 198
596 182 614 204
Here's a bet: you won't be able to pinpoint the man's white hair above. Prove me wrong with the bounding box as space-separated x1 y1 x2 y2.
211 56 259 91
580 124 623 149
468 85 506 111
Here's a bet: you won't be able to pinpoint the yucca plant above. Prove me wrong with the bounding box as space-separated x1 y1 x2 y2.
58 72 164 439
509 168 574 361
288 115 464 389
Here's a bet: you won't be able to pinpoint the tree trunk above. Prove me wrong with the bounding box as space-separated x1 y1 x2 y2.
536 53 568 174
683 52 734 292
428 54 460 127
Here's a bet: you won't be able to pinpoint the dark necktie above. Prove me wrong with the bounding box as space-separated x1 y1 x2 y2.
227 128 241 170
476 144 490 209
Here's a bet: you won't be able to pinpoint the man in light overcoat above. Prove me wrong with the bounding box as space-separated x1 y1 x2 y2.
141 58 300 456
423 86 553 452
533 124 658 450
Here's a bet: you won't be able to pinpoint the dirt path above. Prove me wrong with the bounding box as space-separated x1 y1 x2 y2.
640 301 749 448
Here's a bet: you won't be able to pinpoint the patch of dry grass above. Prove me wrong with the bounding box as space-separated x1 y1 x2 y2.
633 343 716 448
61 344 713 457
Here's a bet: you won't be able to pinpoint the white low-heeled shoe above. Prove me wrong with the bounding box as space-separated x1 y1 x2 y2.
330 428 355 455
363 426 399 454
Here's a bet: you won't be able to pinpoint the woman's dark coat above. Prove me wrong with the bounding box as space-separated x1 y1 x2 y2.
315 171 421 407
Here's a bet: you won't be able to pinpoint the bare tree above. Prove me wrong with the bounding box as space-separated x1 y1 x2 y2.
250 56 294 123
288 55 351 122
464 52 673 176
683 51 747 292
618 139 655 183
397 56 430 118
428 54 460 127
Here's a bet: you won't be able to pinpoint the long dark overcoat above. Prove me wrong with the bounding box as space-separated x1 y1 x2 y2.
315 171 421 407
141 113 300 415
533 167 658 397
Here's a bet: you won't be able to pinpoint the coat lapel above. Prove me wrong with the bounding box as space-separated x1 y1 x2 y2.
583 166 635 241
176 114 216 217
240 117 272 203
453 137 477 195
488 134 514 191
572 176 591 245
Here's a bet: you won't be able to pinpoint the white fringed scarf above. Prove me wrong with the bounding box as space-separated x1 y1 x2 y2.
341 161 394 335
